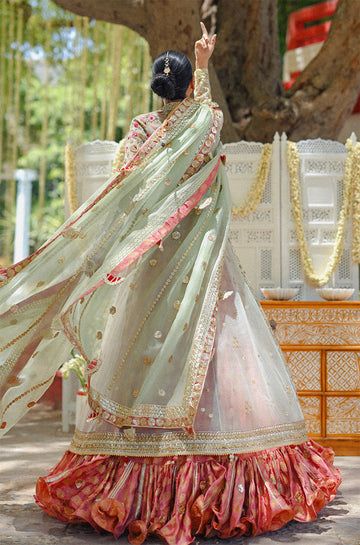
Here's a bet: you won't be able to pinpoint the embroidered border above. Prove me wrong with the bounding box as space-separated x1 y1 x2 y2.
69 419 309 457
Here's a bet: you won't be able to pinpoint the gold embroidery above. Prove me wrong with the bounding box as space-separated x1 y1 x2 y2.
61 227 86 239
86 188 226 430
69 419 308 457
0 272 81 358
143 356 152 366
0 376 53 420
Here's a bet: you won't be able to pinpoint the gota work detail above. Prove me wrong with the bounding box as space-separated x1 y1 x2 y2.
69 419 309 457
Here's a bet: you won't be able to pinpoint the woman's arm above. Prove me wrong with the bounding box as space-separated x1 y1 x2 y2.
194 22 216 105
194 22 223 130
193 66 212 105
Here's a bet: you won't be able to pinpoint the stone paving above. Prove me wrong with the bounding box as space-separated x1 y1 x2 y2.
0 406 359 545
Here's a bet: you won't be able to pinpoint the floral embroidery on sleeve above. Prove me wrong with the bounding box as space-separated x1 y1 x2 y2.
124 117 148 164
194 67 224 134
194 67 212 105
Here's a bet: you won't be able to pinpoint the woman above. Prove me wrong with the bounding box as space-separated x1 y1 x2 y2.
0 22 341 545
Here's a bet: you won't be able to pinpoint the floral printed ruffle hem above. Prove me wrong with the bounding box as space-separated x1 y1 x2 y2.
34 438 342 545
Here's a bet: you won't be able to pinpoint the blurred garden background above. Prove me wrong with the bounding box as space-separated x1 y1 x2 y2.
0 0 359 265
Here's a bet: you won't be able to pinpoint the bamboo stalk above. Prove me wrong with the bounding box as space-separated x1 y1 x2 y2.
73 15 83 143
0 1 7 181
23 18 33 156
142 42 151 113
12 7 23 170
91 22 100 138
100 24 112 140
79 16 89 137
106 26 123 141
3 2 16 261
38 17 51 224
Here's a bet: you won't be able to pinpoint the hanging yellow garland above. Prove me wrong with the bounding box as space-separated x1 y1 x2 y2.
64 143 78 214
350 141 360 263
112 137 126 171
287 139 355 287
231 143 272 218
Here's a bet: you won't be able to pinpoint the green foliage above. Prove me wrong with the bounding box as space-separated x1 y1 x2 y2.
29 181 65 252
1 0 151 260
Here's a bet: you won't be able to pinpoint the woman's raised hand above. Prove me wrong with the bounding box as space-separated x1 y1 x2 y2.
195 21 217 69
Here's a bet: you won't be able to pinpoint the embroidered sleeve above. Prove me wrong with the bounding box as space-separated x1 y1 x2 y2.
123 116 147 164
193 67 212 105
194 67 224 134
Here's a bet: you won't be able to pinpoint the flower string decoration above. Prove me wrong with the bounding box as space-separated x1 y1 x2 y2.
287 138 358 287
231 143 272 218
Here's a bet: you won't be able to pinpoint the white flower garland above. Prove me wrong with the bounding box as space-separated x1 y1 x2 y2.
350 141 360 262
64 143 78 214
112 137 126 171
231 143 272 218
287 138 358 287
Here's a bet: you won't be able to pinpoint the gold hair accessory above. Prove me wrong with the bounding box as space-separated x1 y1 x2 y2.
163 51 171 76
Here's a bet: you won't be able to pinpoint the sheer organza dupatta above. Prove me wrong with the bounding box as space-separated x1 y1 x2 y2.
0 96 229 437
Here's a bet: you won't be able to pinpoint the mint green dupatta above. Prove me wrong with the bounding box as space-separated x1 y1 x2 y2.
0 96 230 437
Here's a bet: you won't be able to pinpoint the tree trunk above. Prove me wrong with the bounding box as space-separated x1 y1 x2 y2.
53 0 360 142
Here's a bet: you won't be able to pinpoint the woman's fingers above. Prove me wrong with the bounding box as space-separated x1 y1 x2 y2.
200 21 217 48
200 21 209 39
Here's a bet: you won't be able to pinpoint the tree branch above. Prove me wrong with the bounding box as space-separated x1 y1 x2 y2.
244 0 360 141
53 0 238 141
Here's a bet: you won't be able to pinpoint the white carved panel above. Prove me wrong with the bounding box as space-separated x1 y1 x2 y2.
63 136 359 303
64 139 119 218
280 135 359 301
223 136 281 296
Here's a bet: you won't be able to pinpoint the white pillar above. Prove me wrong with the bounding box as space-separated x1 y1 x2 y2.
13 169 37 263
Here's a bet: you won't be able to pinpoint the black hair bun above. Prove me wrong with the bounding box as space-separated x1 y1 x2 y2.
150 73 177 100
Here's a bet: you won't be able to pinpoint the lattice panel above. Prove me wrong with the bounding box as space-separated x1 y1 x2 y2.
224 138 281 296
298 396 321 434
327 397 360 435
326 351 360 391
283 351 321 391
280 136 359 301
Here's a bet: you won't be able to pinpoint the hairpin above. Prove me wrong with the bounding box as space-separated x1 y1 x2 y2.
163 51 171 76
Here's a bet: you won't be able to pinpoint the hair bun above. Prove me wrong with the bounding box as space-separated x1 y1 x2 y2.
150 73 176 100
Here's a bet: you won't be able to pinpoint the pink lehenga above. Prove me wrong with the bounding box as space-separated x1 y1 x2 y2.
0 68 341 545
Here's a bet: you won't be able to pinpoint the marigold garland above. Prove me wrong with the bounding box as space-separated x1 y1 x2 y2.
231 143 272 218
287 138 358 287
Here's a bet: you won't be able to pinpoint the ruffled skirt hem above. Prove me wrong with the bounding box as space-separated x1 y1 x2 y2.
34 438 342 545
